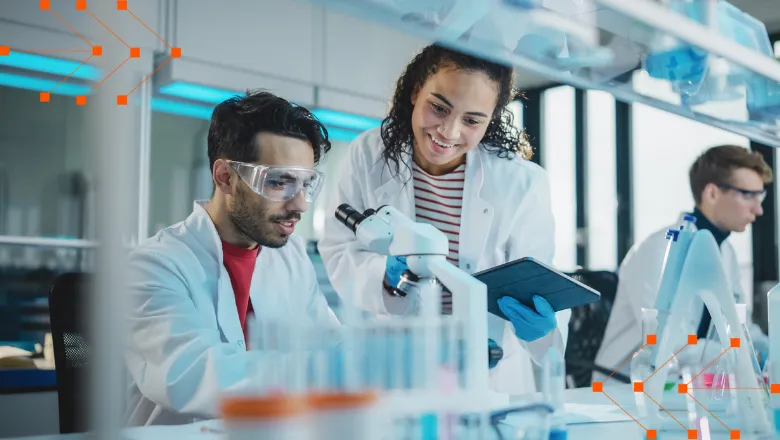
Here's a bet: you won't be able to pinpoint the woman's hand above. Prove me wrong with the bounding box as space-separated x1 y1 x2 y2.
497 295 557 342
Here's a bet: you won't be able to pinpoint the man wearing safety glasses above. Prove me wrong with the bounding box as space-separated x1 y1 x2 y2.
596 145 773 384
124 91 339 426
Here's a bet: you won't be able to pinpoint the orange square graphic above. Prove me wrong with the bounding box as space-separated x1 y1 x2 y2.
730 430 740 439
592 382 603 392
688 334 698 345
634 382 644 393
117 95 128 106
76 0 86 10
688 429 698 439
40 0 50 10
130 47 140 58
678 383 688 394
0 46 9 56
771 384 780 394
92 46 102 56
731 337 741 348
646 430 657 439
171 47 182 58
117 1 127 10
646 334 656 345
40 92 50 102
76 96 87 106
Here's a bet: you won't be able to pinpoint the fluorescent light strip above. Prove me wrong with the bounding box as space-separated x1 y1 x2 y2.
148 99 360 142
158 81 238 104
157 81 382 132
0 52 100 81
0 68 364 144
326 127 361 143
150 98 215 120
311 108 382 132
0 71 89 96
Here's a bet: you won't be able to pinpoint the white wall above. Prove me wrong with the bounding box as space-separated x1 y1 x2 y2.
168 0 429 117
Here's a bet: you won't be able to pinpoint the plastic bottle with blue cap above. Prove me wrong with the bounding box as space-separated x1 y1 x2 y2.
681 214 697 231
653 214 697 359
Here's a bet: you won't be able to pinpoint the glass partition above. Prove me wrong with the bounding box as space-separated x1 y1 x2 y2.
631 74 755 302
0 85 93 359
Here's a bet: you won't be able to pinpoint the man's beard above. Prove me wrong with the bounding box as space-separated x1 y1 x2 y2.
229 188 296 249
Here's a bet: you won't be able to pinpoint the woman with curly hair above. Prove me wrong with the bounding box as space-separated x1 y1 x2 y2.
318 43 569 394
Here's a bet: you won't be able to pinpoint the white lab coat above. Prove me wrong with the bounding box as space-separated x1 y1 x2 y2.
595 212 768 382
124 201 339 426
317 127 571 395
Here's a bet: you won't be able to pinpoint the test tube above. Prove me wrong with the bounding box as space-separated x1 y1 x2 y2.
542 345 567 440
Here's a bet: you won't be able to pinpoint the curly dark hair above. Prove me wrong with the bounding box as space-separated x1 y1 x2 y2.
380 43 530 179
207 89 331 171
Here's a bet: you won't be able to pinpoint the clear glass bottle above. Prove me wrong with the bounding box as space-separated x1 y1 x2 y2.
735 304 770 404
631 308 658 419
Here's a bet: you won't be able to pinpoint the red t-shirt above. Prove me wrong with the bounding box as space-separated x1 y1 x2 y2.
221 240 260 347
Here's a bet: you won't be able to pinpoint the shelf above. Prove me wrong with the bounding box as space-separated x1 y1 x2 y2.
305 0 780 147
0 236 96 249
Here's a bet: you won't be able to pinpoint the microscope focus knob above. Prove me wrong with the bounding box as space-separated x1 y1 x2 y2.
488 339 503 369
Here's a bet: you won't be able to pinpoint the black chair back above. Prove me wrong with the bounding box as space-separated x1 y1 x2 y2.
48 272 92 434
563 270 629 387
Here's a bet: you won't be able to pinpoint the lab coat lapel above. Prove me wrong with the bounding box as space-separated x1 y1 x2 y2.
190 201 247 346
459 149 493 273
216 269 246 346
372 154 415 217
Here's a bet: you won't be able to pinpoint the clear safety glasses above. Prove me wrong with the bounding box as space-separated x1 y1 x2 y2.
226 160 325 203
716 182 767 203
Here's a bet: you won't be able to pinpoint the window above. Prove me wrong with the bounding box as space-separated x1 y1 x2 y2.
542 86 577 271
148 112 210 235
0 86 93 353
507 100 524 133
586 90 618 270
632 99 754 302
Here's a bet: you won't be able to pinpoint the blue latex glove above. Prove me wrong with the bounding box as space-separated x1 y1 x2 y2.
385 255 409 287
498 295 557 342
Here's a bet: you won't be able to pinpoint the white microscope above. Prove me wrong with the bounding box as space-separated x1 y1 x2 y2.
635 216 772 436
334 203 490 391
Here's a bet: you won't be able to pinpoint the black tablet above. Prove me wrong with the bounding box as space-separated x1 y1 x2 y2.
473 257 601 321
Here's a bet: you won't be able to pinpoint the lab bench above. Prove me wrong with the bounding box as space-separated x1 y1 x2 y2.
6 385 765 440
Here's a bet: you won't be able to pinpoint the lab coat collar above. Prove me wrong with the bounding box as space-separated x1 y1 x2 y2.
371 146 493 272
372 150 415 214
189 200 248 345
460 148 492 272
190 200 227 265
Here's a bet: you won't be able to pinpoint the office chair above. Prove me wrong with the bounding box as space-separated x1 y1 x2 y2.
48 272 92 434
563 270 631 388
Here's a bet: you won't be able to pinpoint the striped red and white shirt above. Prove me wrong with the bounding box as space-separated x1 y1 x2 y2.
412 162 466 266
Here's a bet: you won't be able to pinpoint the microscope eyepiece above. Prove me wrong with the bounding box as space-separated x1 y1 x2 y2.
335 203 367 233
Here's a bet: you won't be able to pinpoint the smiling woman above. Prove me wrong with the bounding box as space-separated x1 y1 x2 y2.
380 44 531 178
317 43 572 397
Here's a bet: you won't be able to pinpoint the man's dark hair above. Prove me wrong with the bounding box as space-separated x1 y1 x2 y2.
207 90 332 171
